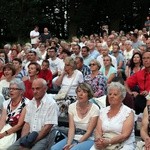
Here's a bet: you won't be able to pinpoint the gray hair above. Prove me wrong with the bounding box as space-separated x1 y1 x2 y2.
64 57 76 70
125 40 132 45
10 79 25 92
90 59 101 69
107 82 126 100
4 44 11 49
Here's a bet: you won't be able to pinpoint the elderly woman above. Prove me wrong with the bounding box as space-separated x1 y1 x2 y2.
55 57 83 104
51 83 99 150
0 79 29 149
0 63 16 100
90 82 135 150
84 59 107 98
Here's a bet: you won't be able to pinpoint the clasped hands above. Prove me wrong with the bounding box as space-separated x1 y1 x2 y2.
94 137 110 149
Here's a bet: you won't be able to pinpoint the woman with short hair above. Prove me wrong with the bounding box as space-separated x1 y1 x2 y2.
90 82 135 150
51 83 99 150
84 59 107 98
0 79 29 149
55 57 83 104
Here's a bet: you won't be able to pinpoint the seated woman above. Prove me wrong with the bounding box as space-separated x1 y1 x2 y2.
0 63 16 100
140 105 150 149
90 82 135 150
51 83 100 150
0 79 29 149
84 59 107 98
55 56 83 104
23 62 41 100
100 56 117 84
125 52 143 78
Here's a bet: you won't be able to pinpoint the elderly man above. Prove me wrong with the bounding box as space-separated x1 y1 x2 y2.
8 78 58 150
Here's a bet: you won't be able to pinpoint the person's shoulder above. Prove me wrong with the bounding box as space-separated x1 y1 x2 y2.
3 98 11 106
69 101 76 108
109 54 116 60
45 94 57 104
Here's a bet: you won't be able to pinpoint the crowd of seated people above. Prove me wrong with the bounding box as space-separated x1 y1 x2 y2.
0 26 150 149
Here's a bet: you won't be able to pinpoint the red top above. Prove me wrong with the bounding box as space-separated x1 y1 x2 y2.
23 80 33 100
38 69 53 88
126 68 150 92
0 72 3 78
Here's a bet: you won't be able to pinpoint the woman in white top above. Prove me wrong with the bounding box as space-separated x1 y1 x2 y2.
51 83 99 150
90 82 135 150
55 57 84 103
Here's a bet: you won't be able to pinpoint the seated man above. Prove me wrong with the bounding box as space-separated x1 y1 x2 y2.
8 78 58 150
126 51 150 114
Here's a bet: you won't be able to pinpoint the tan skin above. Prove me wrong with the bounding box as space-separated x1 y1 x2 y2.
141 107 150 150
0 83 26 139
20 79 53 149
63 87 98 150
126 52 150 106
94 88 134 149
103 56 116 84
55 61 75 87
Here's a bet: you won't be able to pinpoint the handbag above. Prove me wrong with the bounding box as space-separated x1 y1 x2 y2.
91 132 122 150
0 124 17 150
54 71 77 101
135 141 145 150
54 88 68 100
102 132 123 150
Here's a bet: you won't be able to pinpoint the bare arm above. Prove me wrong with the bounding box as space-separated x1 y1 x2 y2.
79 116 98 142
125 66 130 78
107 73 116 84
35 124 53 143
21 122 30 137
55 72 66 86
0 108 7 131
141 107 150 140
5 107 26 135
66 114 75 145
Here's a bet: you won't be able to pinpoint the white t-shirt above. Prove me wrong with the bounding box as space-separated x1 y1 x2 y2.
48 57 63 75
97 54 117 69
68 101 100 140
30 30 39 44
61 70 84 96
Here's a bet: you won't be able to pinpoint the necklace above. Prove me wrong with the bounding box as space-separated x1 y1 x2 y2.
77 102 90 117
11 100 21 107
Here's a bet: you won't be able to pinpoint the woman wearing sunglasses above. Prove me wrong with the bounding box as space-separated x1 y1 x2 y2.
84 59 107 98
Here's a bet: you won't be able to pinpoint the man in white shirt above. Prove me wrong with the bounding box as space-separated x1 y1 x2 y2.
30 26 40 46
8 78 58 150
48 47 62 78
97 44 117 69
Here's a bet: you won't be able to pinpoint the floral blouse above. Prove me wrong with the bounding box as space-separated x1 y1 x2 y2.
84 72 107 97
3 97 28 127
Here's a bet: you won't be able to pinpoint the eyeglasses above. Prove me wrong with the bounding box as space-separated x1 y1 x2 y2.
8 88 22 91
89 63 96 66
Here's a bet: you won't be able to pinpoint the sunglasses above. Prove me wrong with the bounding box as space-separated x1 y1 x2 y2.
89 63 96 66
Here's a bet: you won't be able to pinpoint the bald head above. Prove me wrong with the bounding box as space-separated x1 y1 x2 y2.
32 78 48 101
